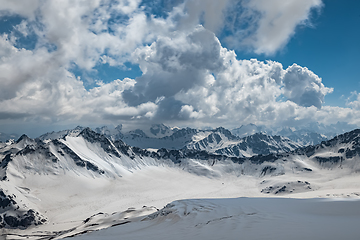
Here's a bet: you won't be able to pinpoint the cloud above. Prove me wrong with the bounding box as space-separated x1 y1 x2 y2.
179 0 231 33
224 0 323 55
0 112 30 120
0 34 57 101
282 64 333 108
0 0 41 19
0 0 359 135
123 26 224 106
37 0 152 70
122 26 336 127
159 0 323 55
346 92 360 110
0 0 167 72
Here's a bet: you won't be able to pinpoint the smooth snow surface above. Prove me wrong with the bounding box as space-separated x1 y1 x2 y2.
4 161 360 239
72 197 360 240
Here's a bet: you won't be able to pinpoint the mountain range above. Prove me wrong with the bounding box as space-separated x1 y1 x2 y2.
1 125 360 238
37 124 327 156
231 122 357 145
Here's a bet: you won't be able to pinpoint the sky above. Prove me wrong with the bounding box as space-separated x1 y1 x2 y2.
0 0 359 137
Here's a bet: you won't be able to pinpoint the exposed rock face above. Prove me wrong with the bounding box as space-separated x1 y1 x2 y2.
0 190 46 229
261 181 312 195
52 139 105 174
214 133 302 157
149 124 172 137
79 128 122 159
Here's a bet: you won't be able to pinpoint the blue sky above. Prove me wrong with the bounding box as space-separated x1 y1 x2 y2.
0 0 359 136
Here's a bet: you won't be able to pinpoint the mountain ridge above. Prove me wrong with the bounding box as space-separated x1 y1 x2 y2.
39 125 304 157
1 127 360 236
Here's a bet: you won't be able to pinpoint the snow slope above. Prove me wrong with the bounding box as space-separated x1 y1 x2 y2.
72 197 360 240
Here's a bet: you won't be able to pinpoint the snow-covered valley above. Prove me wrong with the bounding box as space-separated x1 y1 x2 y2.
2 128 360 239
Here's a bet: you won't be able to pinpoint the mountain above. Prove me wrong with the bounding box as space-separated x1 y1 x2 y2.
248 128 360 194
230 122 355 146
38 125 303 157
275 127 328 146
147 123 174 138
231 124 265 138
0 188 46 229
2 128 360 238
38 125 206 150
184 127 238 151
214 133 302 157
94 125 124 141
38 125 85 141
299 121 358 138
185 128 302 157
0 128 157 229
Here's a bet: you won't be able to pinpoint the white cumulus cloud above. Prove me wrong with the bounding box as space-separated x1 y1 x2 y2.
224 0 323 55
283 64 333 108
0 0 359 136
